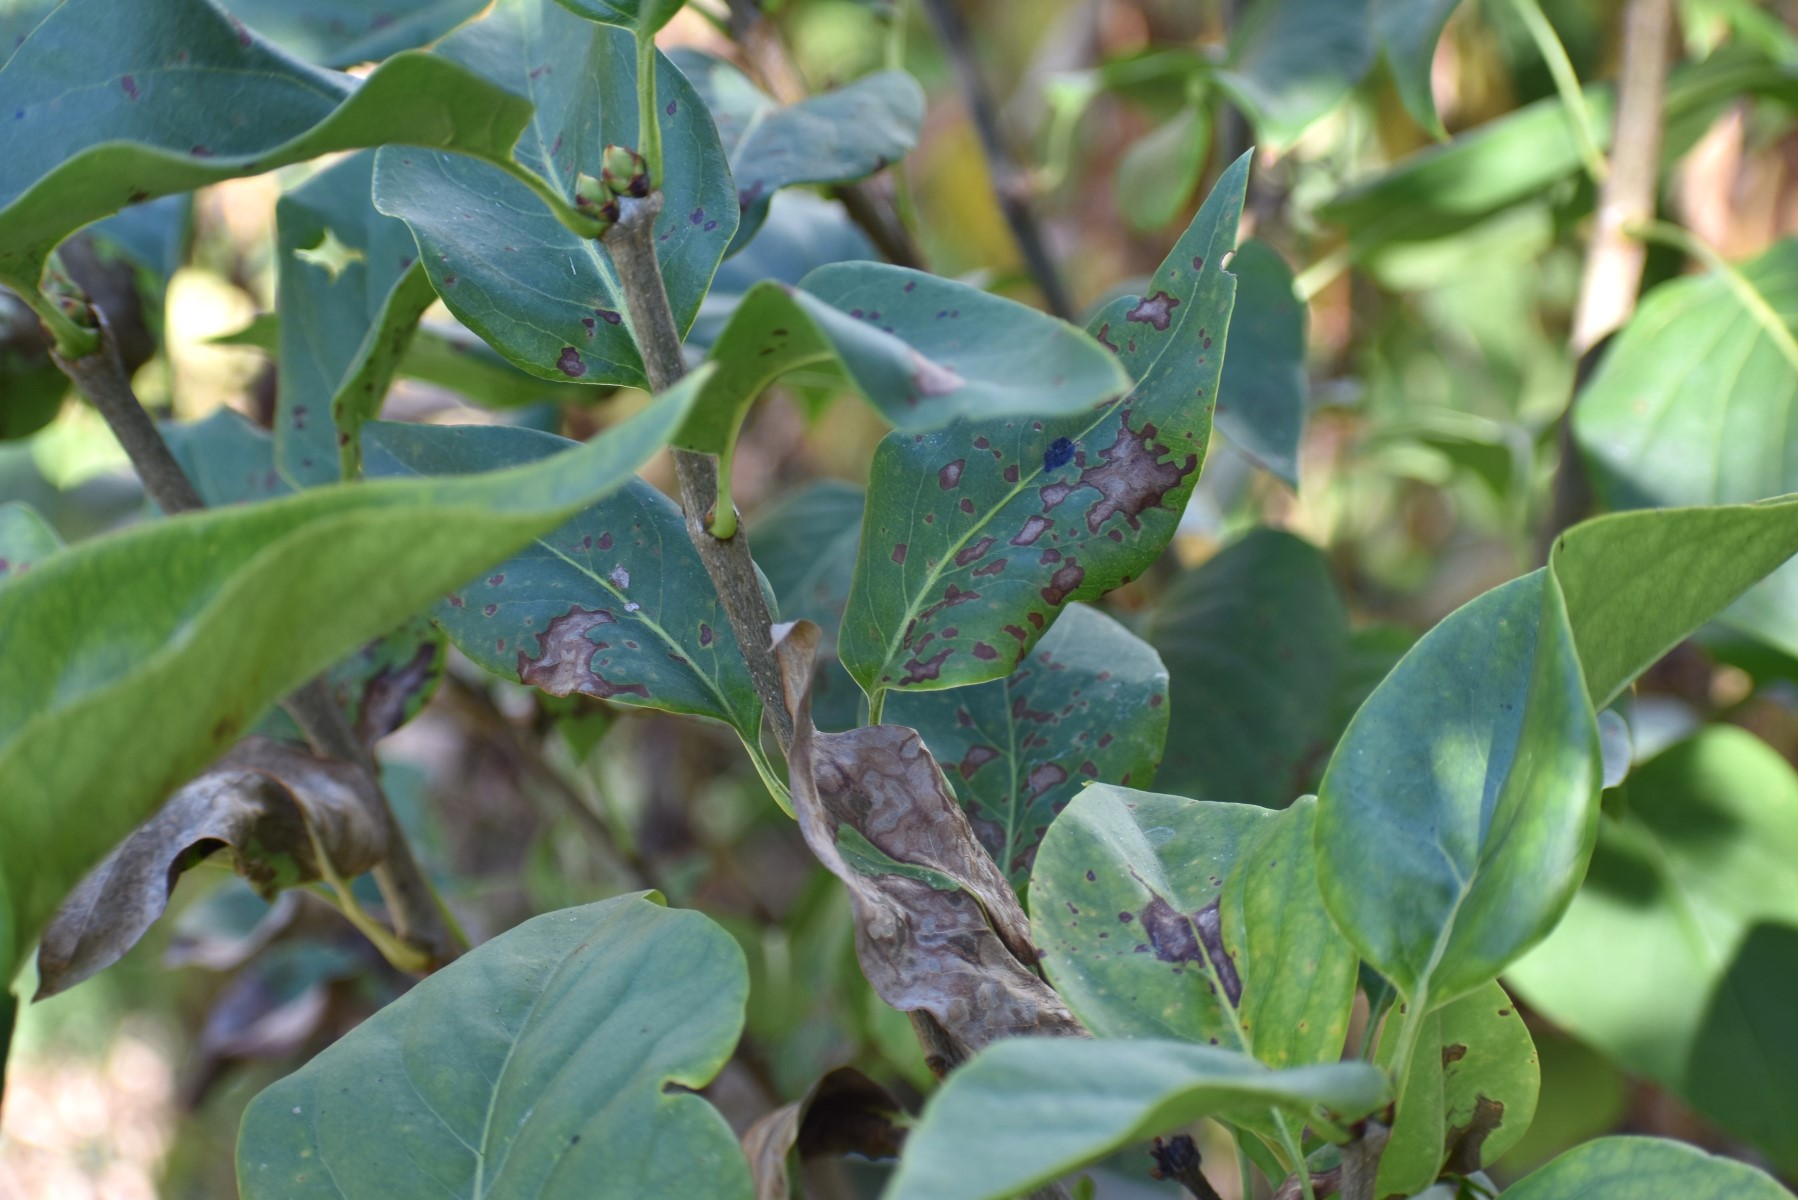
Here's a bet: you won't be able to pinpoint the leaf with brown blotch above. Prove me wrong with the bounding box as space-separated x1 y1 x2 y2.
773 621 1084 1068
35 737 387 999
741 1067 907 1200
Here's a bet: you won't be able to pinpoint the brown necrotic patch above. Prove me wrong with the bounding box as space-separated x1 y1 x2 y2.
900 647 954 685
938 459 965 489
517 607 648 699
1041 559 1085 606
954 536 996 567
1042 414 1197 533
1125 290 1180 331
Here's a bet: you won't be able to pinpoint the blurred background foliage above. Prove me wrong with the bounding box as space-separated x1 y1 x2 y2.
3 0 1797 1196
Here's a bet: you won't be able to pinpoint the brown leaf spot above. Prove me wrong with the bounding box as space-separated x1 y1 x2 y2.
1443 1043 1469 1065
938 459 965 489
1126 290 1180 331
1011 515 1052 546
1095 323 1118 353
972 557 1008 577
119 75 138 99
900 648 953 685
1026 763 1067 797
1042 413 1197 533
700 623 715 646
972 642 998 660
1040 558 1085 606
954 537 996 567
556 347 586 377
892 543 908 564
959 746 1000 779
517 607 647 699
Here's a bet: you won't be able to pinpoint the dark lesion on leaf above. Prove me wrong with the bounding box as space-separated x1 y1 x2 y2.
1442 1094 1506 1176
517 606 649 699
1040 412 1198 534
1134 892 1242 1005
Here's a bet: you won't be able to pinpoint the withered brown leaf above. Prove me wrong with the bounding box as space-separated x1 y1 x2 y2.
741 1067 906 1200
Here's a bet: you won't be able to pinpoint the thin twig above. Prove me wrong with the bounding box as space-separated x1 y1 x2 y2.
917 0 1076 319
51 315 462 969
602 193 796 753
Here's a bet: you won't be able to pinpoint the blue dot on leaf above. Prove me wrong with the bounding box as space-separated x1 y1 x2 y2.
1043 437 1076 472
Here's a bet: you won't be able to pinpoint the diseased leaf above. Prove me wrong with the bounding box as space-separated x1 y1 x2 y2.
839 153 1251 700
237 894 753 1199
1373 0 1464 136
274 150 435 484
1214 240 1306 486
372 0 735 386
222 0 487 68
360 413 764 748
35 738 385 999
1316 570 1599 1011
1145 529 1348 808
885 1038 1389 1200
750 481 865 732
0 499 62 581
0 377 695 979
1500 1137 1790 1200
672 50 923 248
1572 240 1798 658
888 604 1170 887
687 266 1128 462
740 1067 904 1200
0 0 535 296
1507 727 1798 1171
1217 0 1374 149
773 621 1082 1066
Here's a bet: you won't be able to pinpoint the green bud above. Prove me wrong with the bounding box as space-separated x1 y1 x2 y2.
573 171 608 211
600 144 650 198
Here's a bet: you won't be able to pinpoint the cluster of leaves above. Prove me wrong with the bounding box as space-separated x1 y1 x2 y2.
4 0 1798 1198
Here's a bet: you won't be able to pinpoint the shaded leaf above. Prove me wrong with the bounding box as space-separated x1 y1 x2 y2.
1572 240 1798 658
672 50 923 247
237 894 753 1199
275 150 435 484
554 0 685 34
166 881 299 972
1373 0 1464 136
839 153 1250 699
0 499 62 581
1114 102 1209 233
193 939 362 1072
1214 240 1306 486
740 1067 904 1200
1217 0 1374 150
773 621 1082 1064
223 0 487 68
360 411 764 748
888 603 1170 886
1507 727 1798 1171
751 480 865 732
1145 529 1348 808
36 737 386 999
885 1038 1389 1200
372 0 735 386
0 0 535 296
1501 1137 1790 1200
0 376 695 979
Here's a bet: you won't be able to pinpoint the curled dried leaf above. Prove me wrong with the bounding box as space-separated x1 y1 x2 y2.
35 737 387 999
741 1067 906 1200
773 622 1084 1066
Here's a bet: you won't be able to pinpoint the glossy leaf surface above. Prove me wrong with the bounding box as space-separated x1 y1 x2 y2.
238 894 752 1199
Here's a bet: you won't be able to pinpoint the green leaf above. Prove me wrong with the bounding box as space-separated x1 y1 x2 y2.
1215 240 1306 486
1145 529 1348 808
1217 0 1374 149
1501 1136 1791 1200
0 0 535 296
1114 103 1209 233
554 0 685 34
1572 240 1798 658
688 267 1128 461
237 893 752 1199
274 150 436 485
359 410 764 748
1506 727 1798 1171
1030 784 1272 1046
1373 0 1464 136
223 0 488 68
1551 498 1798 707
887 603 1171 886
372 0 735 386
0 500 62 582
839 153 1250 700
671 50 923 247
0 379 695 980
885 1038 1389 1200
750 481 866 731
1316 569 1600 1011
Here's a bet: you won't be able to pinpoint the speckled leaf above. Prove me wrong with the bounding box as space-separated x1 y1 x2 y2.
671 50 923 247
237 894 753 1200
750 481 865 731
223 0 487 68
1145 529 1348 809
888 604 1169 887
1217 0 1373 150
687 267 1127 460
36 737 385 1000
1215 240 1306 486
0 500 61 582
372 1 735 387
0 380 694 980
1572 240 1798 658
274 150 436 485
1501 1137 1790 1200
1373 0 1464 136
1315 570 1600 1013
773 622 1082 1064
886 1038 1389 1200
0 0 534 296
360 409 763 747
553 0 685 34
166 409 446 746
1031 783 1272 1046
839 153 1250 701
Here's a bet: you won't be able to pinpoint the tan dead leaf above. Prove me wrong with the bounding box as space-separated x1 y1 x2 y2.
741 1067 906 1200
